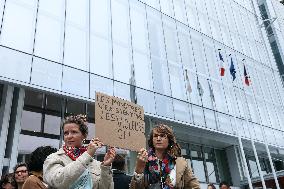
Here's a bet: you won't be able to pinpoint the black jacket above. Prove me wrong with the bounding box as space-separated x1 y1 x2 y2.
113 169 132 189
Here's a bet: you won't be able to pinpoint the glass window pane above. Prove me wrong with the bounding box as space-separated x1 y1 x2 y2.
31 57 62 91
204 109 217 130
190 30 207 75
64 26 88 71
90 74 113 99
0 1 4 26
136 88 156 115
34 0 65 62
130 0 148 53
113 81 131 101
62 66 89 98
90 35 112 78
160 0 174 17
133 52 153 90
173 99 191 123
155 94 174 119
64 0 88 71
44 114 61 135
18 134 59 154
21 111 42 132
66 100 85 114
0 47 32 82
111 0 129 44
46 94 62 112
0 0 37 53
173 0 187 24
192 160 206 182
24 90 43 108
207 162 217 183
192 105 205 127
90 0 110 37
112 43 131 84
90 0 112 77
87 104 95 120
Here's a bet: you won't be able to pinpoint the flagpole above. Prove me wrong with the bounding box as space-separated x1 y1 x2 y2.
242 58 280 189
237 87 267 189
230 83 253 189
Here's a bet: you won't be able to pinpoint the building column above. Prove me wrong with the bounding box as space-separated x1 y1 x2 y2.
0 85 14 176
8 88 25 172
225 145 243 186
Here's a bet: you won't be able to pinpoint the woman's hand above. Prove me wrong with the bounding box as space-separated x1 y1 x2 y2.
102 147 116 166
135 148 148 174
87 138 103 157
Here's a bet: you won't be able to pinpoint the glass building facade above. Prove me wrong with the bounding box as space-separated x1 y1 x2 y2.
0 0 284 188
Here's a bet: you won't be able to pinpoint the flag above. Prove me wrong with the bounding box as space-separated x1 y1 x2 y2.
229 56 236 81
208 80 215 102
197 77 204 97
185 69 192 93
218 49 225 76
244 64 250 86
129 64 137 103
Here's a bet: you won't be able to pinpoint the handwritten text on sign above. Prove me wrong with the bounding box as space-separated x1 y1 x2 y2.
95 92 145 151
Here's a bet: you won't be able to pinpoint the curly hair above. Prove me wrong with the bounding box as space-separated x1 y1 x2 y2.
62 114 88 137
148 123 181 158
28 146 57 172
0 173 16 187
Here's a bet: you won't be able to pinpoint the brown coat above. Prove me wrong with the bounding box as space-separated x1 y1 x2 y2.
130 157 200 189
22 173 47 189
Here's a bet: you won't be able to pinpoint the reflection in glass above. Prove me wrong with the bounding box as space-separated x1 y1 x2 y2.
113 81 131 101
173 99 191 123
0 47 32 82
44 115 61 135
192 105 205 127
136 88 156 115
21 110 42 132
90 0 112 78
113 43 131 84
64 0 88 71
62 66 89 98
46 94 62 112
24 90 43 108
1 0 37 53
66 100 85 115
90 74 113 99
31 58 62 90
155 94 174 119
34 0 64 62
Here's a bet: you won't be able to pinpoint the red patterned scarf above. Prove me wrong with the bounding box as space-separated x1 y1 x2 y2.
63 145 87 161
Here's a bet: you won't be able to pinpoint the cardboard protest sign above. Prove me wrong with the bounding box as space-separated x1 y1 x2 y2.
95 92 145 151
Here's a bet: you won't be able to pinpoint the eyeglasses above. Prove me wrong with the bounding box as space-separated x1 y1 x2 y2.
15 170 28 174
153 133 167 139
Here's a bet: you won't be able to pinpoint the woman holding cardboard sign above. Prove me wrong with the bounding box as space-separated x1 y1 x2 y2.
43 114 116 189
130 123 200 189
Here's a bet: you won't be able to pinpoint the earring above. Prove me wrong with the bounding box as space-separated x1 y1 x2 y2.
82 139 86 145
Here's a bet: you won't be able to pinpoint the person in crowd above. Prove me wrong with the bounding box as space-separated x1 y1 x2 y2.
22 146 57 189
219 181 231 189
13 163 29 189
0 173 16 189
112 154 131 189
43 114 116 189
208 183 216 189
130 123 200 189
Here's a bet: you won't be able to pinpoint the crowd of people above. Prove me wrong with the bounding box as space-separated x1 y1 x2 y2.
0 114 232 189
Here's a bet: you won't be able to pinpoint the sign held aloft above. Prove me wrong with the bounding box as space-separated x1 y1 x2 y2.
95 92 146 151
